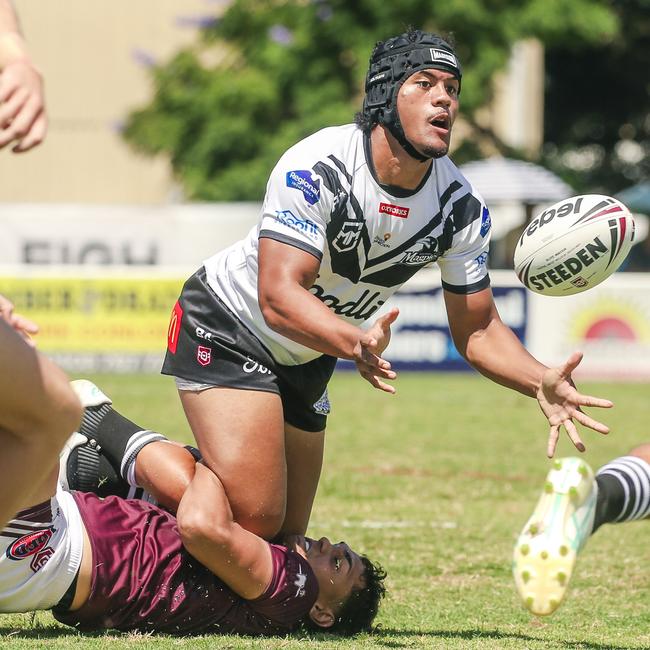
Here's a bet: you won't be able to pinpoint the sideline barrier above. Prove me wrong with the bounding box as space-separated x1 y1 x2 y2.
0 267 648 378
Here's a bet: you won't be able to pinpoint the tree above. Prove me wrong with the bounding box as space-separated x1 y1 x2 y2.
541 0 649 194
122 0 621 201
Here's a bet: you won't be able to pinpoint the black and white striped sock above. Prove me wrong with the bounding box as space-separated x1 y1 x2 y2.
593 455 650 532
121 430 168 487
79 403 167 487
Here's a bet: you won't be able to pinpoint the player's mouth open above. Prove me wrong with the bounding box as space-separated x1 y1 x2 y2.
430 113 449 130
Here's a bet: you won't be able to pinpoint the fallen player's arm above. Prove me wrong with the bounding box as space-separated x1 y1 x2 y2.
176 461 273 600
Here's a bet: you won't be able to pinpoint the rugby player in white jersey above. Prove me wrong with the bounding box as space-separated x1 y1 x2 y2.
161 29 614 560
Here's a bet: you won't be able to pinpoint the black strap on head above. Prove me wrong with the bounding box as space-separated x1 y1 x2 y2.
362 30 462 161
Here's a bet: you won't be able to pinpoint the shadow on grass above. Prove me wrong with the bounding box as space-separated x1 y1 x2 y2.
367 627 641 650
0 625 641 649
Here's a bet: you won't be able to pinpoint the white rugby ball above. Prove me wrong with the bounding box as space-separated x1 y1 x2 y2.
514 194 635 296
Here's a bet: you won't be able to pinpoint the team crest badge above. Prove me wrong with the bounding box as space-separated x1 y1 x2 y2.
197 345 212 367
332 221 363 252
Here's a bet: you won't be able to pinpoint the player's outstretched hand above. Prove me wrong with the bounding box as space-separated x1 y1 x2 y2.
0 293 38 345
0 59 47 152
536 351 613 458
353 308 399 394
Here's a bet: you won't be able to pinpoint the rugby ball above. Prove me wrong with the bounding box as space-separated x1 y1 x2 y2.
514 195 635 296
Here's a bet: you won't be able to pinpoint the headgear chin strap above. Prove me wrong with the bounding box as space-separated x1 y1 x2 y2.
362 30 462 162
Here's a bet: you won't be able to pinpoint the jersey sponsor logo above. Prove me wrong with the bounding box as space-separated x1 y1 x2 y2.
379 202 409 219
274 209 319 241
397 236 440 266
6 528 53 561
332 220 363 252
373 233 392 248
196 345 212 366
167 301 183 354
475 251 489 267
310 284 385 320
313 390 330 415
242 356 272 375
480 206 491 237
286 170 321 205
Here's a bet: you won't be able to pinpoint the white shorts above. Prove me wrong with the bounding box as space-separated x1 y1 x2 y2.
0 486 83 612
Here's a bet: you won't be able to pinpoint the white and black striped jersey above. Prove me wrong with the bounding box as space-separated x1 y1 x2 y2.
204 124 491 365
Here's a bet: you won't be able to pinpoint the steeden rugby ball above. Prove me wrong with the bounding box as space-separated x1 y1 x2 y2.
514 194 635 296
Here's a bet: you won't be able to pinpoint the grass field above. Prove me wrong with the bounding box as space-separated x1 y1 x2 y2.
1 371 649 649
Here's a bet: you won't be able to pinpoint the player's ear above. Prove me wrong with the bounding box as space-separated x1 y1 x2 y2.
309 602 335 628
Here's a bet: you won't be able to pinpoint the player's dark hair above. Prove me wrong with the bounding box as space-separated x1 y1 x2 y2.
329 555 387 636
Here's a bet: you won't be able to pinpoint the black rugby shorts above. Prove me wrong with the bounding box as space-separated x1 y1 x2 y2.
162 267 336 432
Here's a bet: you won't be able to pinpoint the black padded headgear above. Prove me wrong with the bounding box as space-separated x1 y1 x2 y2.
362 30 462 162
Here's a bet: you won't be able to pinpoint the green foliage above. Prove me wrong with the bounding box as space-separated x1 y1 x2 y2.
122 0 621 200
541 0 649 193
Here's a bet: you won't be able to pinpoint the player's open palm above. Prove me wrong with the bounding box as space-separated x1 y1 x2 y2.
353 308 399 394
537 351 613 458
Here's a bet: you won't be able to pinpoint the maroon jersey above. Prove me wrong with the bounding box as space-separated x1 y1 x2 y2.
53 492 318 635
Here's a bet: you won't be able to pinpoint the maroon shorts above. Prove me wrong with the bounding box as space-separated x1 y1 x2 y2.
161 268 336 432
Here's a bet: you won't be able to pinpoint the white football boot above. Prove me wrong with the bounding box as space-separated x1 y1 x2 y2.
58 380 112 491
513 457 597 616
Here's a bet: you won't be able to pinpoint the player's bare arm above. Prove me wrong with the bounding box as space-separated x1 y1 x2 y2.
0 0 47 152
176 462 273 600
444 287 612 456
258 238 397 391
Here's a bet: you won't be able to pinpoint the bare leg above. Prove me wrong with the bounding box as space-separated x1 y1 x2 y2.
179 387 286 539
0 321 81 525
628 443 650 464
280 424 324 537
134 441 197 513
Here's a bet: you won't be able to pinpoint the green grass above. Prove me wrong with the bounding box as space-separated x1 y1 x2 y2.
2 372 649 649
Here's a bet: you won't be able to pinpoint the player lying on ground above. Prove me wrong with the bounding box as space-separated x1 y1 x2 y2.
0 381 385 636
513 445 650 615
0 294 81 530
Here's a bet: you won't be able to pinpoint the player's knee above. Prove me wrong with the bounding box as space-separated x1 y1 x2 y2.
36 375 83 449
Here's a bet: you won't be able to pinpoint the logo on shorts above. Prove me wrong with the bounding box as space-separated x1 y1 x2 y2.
6 529 53 561
197 345 212 367
313 390 330 415
31 547 54 572
167 301 183 355
379 202 409 219
195 326 214 342
242 357 272 375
